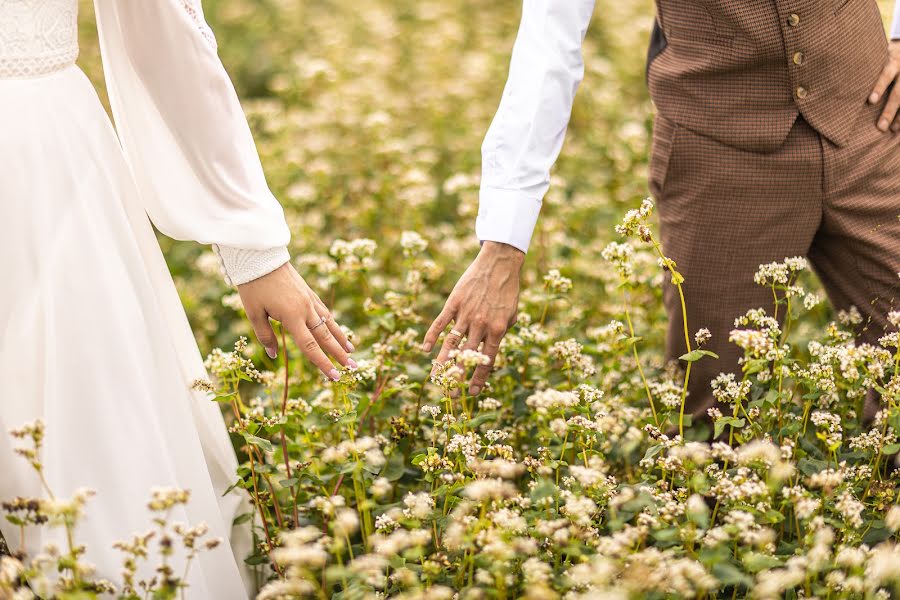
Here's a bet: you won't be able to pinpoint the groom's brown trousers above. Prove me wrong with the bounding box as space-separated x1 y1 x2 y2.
647 0 900 422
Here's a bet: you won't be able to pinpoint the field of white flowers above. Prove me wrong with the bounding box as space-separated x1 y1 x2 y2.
3 0 900 598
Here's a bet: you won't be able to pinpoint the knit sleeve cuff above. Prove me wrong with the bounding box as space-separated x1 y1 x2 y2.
213 245 290 286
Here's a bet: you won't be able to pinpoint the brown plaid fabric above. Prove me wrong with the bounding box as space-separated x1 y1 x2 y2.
649 99 900 422
649 0 889 152
647 0 900 423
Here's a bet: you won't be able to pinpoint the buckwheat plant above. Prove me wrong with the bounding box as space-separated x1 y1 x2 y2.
26 0 900 596
1 421 222 599
182 195 900 598
113 488 223 600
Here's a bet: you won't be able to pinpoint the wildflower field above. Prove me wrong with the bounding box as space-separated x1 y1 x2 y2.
3 0 900 598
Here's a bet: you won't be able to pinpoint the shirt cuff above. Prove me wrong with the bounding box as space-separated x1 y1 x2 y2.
213 245 290 286
475 187 543 253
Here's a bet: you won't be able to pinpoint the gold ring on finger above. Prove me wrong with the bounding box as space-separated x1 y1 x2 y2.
449 328 463 338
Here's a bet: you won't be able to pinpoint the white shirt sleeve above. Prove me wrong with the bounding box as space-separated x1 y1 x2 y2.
476 0 595 253
94 0 290 286
892 0 900 39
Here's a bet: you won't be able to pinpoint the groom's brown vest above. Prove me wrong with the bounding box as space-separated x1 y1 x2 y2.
647 0 889 152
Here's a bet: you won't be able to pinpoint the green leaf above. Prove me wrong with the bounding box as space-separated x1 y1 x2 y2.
468 411 500 428
712 560 753 587
680 349 720 362
797 458 830 476
243 433 273 453
863 525 891 545
651 527 679 542
642 444 663 461
742 552 782 573
714 417 745 438
679 350 704 362
356 394 371 416
337 411 359 425
233 512 254 525
762 509 785 524
244 553 270 566
299 473 325 486
235 370 255 382
381 451 406 481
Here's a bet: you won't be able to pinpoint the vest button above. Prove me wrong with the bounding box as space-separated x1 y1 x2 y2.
796 86 809 99
788 13 801 26
793 51 805 65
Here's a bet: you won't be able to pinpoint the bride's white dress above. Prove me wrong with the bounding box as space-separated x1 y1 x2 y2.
0 1 294 597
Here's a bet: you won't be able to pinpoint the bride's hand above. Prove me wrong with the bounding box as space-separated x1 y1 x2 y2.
236 263 356 380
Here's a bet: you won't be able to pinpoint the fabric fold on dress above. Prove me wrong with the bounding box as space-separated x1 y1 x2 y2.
93 0 290 252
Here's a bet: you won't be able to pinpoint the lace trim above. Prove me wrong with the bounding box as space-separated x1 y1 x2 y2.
213 245 290 286
0 0 79 79
180 0 217 49
0 45 78 78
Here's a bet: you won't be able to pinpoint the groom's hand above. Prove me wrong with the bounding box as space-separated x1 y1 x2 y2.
423 241 524 395
870 40 900 132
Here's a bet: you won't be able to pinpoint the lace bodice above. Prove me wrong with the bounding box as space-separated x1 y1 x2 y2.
0 0 79 78
0 0 291 285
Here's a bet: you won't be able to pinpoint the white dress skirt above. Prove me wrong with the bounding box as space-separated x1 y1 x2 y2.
0 1 293 598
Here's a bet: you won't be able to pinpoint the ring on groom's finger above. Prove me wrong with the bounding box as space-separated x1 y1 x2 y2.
310 316 328 331
448 328 464 338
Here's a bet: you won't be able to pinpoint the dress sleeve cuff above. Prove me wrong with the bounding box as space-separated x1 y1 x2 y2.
892 2 900 40
213 245 290 286
475 187 543 253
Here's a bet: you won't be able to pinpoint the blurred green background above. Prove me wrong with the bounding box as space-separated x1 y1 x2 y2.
73 0 897 361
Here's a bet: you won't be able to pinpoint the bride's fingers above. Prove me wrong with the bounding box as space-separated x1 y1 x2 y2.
313 298 354 353
247 308 279 359
327 318 354 353
283 313 340 381
309 314 354 367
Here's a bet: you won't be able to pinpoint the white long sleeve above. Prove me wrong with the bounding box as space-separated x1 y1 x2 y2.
892 0 900 39
476 0 595 253
94 0 290 285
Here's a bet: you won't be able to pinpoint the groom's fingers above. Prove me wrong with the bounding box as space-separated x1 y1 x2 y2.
870 59 898 106
454 329 484 397
879 85 900 132
886 85 900 132
434 322 466 375
423 304 455 353
459 329 484 353
470 337 501 396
